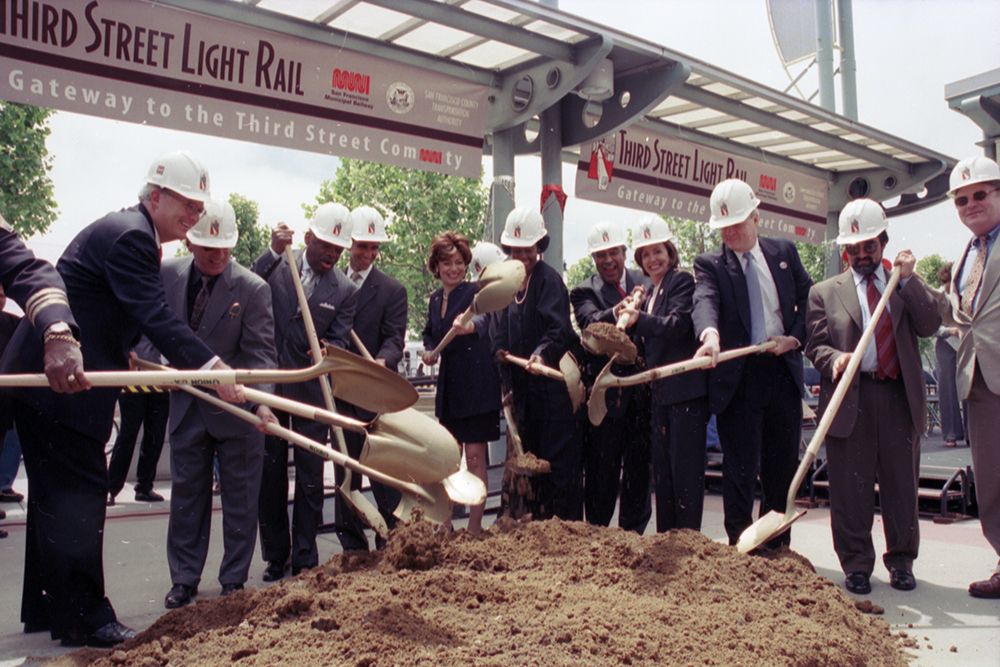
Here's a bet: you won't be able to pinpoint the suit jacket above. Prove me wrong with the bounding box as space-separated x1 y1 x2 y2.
251 247 358 407
348 266 407 369
570 268 649 420
0 227 76 335
0 204 215 441
493 260 580 420
692 236 813 414
423 281 501 421
805 267 940 438
935 230 1000 398
632 268 707 406
162 257 278 438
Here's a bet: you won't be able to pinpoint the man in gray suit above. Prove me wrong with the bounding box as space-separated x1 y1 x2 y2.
253 202 359 580
160 201 278 609
335 206 407 551
935 156 1000 598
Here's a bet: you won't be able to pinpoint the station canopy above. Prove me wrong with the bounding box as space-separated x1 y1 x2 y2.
0 0 955 244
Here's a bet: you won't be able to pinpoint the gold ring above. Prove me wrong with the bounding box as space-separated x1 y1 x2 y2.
68 374 76 383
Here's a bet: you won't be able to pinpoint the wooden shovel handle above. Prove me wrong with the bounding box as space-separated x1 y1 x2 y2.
502 353 564 381
425 307 475 363
781 265 902 514
284 246 337 414
602 340 776 389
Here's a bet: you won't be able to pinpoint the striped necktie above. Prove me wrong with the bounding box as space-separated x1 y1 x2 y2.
866 273 900 379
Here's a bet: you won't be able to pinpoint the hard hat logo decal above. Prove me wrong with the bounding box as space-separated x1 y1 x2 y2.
199 174 207 191
514 225 521 238
601 231 609 242
156 165 165 175
720 203 729 217
962 167 971 181
368 221 375 234
850 219 859 234
474 261 482 272
333 222 342 236
210 220 220 236
643 226 651 239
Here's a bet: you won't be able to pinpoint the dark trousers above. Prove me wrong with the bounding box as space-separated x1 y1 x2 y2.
583 392 651 533
826 375 919 575
15 401 116 642
522 411 584 521
257 409 329 570
107 390 169 497
934 338 965 442
716 355 801 548
651 396 710 532
334 425 401 551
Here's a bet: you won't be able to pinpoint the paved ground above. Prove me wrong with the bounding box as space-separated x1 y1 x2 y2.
0 432 996 667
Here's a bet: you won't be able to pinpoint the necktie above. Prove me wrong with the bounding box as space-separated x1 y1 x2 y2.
961 235 989 316
189 276 210 331
615 283 627 299
743 252 767 345
866 273 900 379
351 270 363 286
301 266 317 299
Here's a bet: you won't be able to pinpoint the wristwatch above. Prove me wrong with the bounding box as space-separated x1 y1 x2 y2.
42 321 73 343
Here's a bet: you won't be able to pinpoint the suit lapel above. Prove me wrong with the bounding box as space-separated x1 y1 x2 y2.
166 258 193 316
199 263 235 338
725 246 753 337
832 272 864 332
355 269 379 311
599 277 620 307
975 236 1000 315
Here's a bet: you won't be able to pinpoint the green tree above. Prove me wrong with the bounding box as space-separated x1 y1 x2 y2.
794 240 828 284
565 255 596 289
916 253 947 288
310 159 488 335
666 216 718 270
229 193 269 268
0 103 57 236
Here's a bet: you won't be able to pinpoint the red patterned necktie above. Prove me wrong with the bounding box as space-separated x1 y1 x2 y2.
866 273 900 379
960 235 989 316
615 284 627 299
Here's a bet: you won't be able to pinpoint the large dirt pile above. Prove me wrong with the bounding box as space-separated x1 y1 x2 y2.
50 516 908 667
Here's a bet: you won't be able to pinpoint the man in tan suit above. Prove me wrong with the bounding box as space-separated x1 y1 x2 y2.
935 156 1000 598
805 199 940 595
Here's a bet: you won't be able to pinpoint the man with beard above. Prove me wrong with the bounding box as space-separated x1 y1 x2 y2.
804 198 939 594
570 221 651 533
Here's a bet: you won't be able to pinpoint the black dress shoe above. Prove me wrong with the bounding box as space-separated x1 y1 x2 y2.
844 572 871 594
164 583 197 609
890 568 917 591
0 488 23 502
969 573 1000 599
135 489 165 502
61 620 137 648
262 561 288 582
221 583 244 596
0 529 7 539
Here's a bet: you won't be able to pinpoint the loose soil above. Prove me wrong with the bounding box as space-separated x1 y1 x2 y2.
49 517 908 667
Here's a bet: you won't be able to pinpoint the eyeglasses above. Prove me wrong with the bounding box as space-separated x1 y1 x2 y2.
844 239 881 256
954 188 999 208
162 190 206 218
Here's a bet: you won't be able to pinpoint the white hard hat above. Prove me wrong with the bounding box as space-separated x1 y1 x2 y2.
708 179 760 229
587 221 626 254
145 151 211 202
350 206 389 243
500 207 547 248
310 202 353 249
186 199 238 248
632 215 673 250
471 242 506 275
836 198 887 245
948 156 1000 197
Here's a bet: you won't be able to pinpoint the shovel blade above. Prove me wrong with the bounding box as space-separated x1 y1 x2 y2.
559 352 586 413
395 481 452 525
362 408 461 484
337 486 388 539
442 470 487 505
472 260 526 314
321 346 418 414
735 508 805 553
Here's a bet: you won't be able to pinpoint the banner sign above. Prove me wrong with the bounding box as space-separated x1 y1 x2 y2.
0 0 488 177
576 125 830 244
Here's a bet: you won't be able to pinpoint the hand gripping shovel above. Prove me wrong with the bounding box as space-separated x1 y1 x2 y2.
423 260 526 365
736 265 902 553
588 341 777 426
174 384 454 525
580 286 644 364
502 352 586 413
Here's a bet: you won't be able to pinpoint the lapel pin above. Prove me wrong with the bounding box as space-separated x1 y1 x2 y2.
229 303 241 318
779 261 788 269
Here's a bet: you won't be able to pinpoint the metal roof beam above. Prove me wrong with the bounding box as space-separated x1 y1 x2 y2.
675 83 913 173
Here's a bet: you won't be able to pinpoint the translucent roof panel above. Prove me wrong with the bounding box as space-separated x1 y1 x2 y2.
326 4 413 39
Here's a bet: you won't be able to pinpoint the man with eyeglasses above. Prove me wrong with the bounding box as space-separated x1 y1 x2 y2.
0 151 247 648
934 156 1000 599
804 199 939 595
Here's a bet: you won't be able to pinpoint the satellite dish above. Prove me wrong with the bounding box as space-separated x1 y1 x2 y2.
766 0 838 103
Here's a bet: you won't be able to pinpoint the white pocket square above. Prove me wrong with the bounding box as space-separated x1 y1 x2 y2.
318 302 337 311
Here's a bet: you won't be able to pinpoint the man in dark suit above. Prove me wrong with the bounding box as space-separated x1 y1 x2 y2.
0 151 245 647
570 221 651 533
252 202 358 580
805 199 939 594
335 206 407 551
692 179 813 549
161 201 278 608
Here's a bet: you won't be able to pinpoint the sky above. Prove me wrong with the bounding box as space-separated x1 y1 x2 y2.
21 0 999 279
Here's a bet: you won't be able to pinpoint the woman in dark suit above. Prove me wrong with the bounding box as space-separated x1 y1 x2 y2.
621 216 710 531
421 232 501 533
